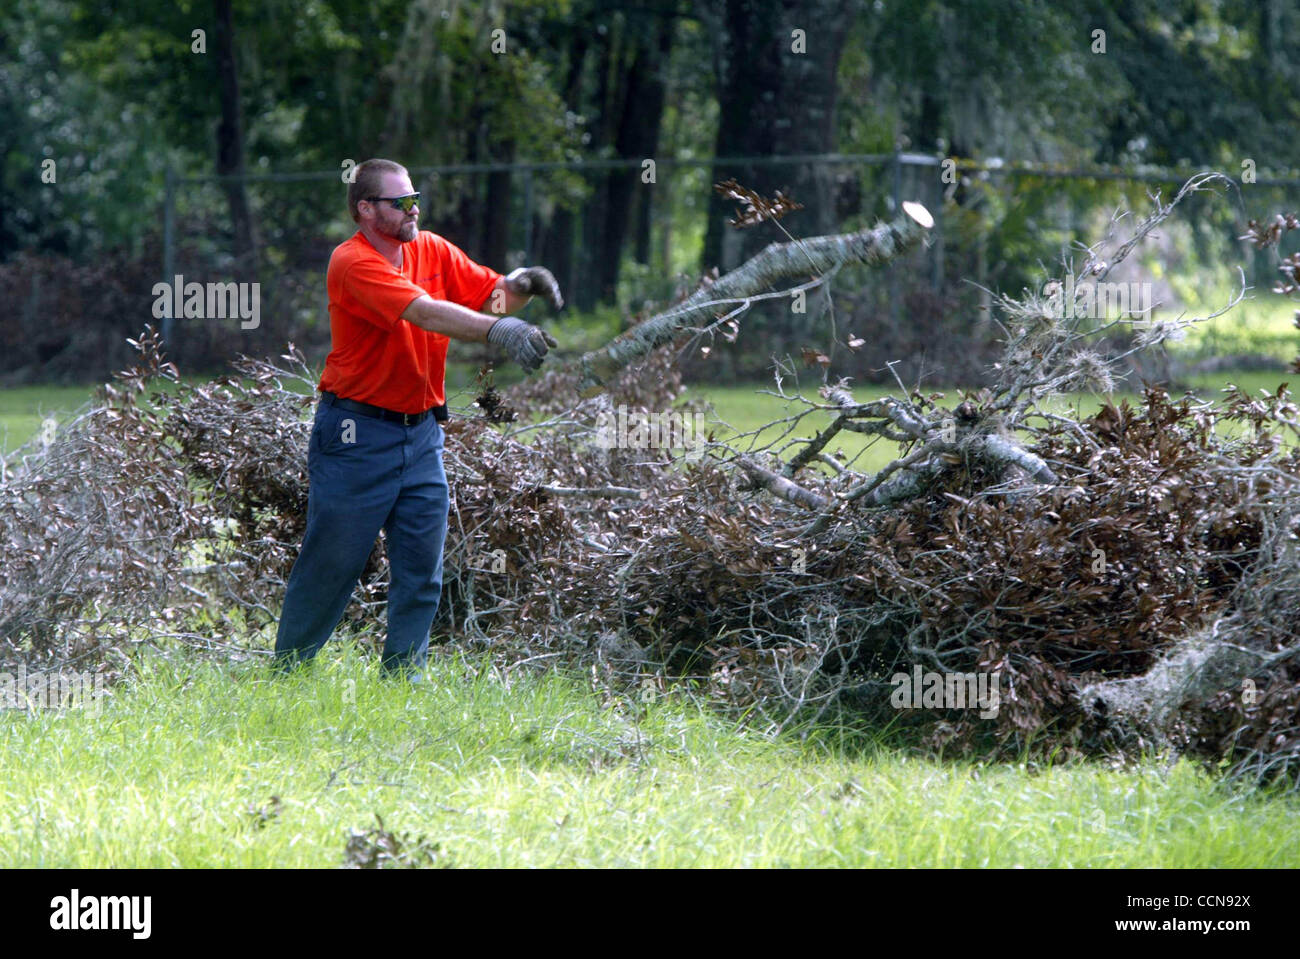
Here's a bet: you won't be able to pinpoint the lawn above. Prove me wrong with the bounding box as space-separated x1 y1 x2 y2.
0 384 103 455
1 648 1296 867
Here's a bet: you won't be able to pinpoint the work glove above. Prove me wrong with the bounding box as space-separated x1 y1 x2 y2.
504 266 564 311
487 317 559 373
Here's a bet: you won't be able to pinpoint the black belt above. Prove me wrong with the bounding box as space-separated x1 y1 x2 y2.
320 391 447 426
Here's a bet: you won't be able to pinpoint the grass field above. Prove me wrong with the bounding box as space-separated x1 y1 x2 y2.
1173 284 1299 363
2 648 1297 868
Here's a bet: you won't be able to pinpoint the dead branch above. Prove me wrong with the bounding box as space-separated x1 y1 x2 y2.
574 202 934 397
734 456 830 511
541 485 647 500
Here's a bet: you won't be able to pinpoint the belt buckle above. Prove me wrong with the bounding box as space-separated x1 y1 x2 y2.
403 412 414 426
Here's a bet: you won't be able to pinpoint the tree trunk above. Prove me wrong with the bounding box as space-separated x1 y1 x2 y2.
598 14 675 296
443 104 487 257
575 16 623 312
541 26 589 299
212 0 257 276
703 0 854 275
483 139 515 270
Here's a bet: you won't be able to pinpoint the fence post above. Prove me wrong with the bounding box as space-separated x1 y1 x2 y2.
162 163 176 353
891 150 902 325
932 155 944 294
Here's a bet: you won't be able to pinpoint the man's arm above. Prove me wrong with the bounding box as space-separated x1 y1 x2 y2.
484 276 532 316
401 293 559 373
399 266 556 336
476 267 564 316
401 295 498 341
400 264 563 371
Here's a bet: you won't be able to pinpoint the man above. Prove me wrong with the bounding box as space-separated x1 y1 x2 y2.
273 157 563 677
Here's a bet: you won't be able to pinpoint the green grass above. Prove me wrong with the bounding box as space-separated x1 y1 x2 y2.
0 384 101 454
1168 283 1298 363
1 647 1296 867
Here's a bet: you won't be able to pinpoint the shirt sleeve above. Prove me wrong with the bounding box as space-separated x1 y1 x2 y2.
336 256 428 331
439 237 503 312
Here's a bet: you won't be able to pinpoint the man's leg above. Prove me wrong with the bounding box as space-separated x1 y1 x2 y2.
380 416 450 675
274 405 402 669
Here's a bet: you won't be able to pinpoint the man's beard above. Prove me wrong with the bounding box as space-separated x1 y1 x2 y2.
379 217 418 242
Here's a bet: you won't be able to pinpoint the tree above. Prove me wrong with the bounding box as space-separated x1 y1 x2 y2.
702 0 855 275
212 0 258 274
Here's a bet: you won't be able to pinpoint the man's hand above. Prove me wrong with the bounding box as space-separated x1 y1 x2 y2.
486 317 559 373
505 266 563 311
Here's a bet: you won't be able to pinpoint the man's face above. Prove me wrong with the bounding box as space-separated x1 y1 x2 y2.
362 171 419 243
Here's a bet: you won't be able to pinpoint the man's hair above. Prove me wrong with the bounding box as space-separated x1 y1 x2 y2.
347 159 409 223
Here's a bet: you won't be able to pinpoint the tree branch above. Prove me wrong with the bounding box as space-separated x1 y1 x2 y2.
575 202 934 397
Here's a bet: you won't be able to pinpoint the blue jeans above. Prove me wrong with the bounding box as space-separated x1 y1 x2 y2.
274 397 450 675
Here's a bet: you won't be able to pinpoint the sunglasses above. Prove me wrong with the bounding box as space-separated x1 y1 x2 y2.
366 192 421 213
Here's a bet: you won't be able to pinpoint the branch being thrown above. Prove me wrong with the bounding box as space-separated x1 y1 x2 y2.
574 202 934 397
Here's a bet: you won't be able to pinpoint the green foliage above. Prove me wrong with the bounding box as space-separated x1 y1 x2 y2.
5 0 1300 381
850 0 1129 161
1093 0 1300 169
0 0 181 255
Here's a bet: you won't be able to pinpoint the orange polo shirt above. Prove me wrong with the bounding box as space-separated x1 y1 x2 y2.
320 230 501 414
